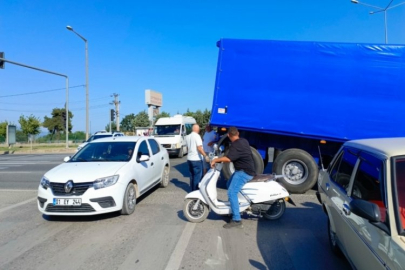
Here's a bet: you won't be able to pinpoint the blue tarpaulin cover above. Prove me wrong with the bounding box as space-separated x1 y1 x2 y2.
210 38 405 142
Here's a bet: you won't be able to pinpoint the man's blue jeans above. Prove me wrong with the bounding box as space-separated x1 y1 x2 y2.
227 171 253 221
187 160 203 191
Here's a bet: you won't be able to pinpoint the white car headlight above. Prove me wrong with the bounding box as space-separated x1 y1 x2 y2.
93 175 119 190
40 177 50 189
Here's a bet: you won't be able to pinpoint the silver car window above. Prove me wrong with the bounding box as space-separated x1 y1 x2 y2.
351 153 386 222
330 149 357 191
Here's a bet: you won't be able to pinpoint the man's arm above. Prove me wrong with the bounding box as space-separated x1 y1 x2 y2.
197 145 207 158
210 156 231 168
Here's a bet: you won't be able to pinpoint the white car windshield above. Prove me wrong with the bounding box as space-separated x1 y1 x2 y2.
71 142 136 162
155 125 181 136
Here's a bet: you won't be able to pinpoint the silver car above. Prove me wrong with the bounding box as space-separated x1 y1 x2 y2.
317 138 405 269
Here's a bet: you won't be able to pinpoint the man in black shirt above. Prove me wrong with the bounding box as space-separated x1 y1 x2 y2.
211 127 255 229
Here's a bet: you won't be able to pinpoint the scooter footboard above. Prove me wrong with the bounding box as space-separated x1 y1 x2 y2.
185 191 208 205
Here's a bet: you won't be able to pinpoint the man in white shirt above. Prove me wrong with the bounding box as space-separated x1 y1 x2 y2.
202 124 218 173
186 124 208 191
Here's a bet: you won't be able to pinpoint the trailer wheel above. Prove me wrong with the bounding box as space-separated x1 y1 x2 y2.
273 149 318 194
222 147 264 180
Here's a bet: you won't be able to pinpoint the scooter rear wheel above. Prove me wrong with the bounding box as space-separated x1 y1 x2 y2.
264 199 286 220
183 199 209 223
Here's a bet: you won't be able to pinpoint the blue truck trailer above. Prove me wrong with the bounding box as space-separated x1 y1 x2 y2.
210 38 405 193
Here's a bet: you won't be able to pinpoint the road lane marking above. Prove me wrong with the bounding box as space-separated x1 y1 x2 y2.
0 171 43 173
205 236 228 267
0 189 37 192
165 222 196 270
0 162 62 165
0 197 36 214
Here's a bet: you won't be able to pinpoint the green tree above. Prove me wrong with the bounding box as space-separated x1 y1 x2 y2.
43 108 73 139
16 130 28 143
183 108 211 128
120 114 136 132
0 121 7 138
0 121 7 143
18 114 41 141
69 131 86 142
132 111 150 127
105 122 117 132
154 111 170 124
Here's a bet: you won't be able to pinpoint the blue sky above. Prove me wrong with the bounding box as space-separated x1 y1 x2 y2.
1 0 405 133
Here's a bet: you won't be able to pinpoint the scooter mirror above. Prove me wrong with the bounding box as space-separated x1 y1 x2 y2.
219 145 224 152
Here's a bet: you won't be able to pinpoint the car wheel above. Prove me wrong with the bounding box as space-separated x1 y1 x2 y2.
328 218 342 256
264 200 286 220
160 165 170 188
121 183 136 215
183 199 209 223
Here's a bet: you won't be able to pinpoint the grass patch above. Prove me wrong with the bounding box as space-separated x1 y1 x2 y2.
0 144 79 152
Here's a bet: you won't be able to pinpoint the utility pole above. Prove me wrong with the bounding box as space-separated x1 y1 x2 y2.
110 93 120 131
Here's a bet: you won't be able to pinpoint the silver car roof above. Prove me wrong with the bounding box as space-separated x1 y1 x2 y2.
344 137 405 158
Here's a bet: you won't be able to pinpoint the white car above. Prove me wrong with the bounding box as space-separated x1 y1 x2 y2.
76 131 124 152
38 136 170 216
317 138 405 269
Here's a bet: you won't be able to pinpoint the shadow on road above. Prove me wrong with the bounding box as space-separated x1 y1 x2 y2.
173 162 190 178
255 202 351 270
171 178 191 193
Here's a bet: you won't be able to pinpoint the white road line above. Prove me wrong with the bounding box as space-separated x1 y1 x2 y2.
0 162 61 165
0 171 42 173
0 197 36 214
0 189 37 192
165 222 196 270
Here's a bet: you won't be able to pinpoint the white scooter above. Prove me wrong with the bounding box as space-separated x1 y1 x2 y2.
183 146 295 223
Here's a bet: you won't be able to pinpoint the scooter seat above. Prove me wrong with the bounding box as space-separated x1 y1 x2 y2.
248 174 274 183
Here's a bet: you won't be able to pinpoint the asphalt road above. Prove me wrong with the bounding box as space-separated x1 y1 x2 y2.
0 154 351 270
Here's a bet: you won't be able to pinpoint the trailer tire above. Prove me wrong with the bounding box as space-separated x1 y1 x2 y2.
222 147 264 180
273 148 318 194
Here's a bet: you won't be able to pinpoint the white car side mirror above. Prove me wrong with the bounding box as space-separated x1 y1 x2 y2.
138 154 150 162
63 156 71 162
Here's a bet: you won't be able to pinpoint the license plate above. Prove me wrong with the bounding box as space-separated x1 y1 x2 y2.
53 198 82 206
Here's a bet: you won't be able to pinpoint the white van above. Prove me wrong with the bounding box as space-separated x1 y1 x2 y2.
153 115 196 157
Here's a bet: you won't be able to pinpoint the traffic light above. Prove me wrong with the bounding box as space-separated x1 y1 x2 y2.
110 109 115 121
0 52 4 69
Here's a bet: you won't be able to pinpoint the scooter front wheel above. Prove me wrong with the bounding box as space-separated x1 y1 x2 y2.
183 198 209 223
264 199 286 220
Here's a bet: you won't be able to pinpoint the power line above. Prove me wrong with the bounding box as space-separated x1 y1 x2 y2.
0 85 85 98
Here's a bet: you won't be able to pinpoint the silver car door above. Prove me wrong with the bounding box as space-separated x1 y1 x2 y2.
325 148 359 254
343 152 387 269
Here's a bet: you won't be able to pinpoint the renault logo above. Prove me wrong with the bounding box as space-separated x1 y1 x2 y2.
64 180 74 193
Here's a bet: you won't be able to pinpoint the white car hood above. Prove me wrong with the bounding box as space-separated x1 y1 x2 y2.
154 136 179 144
44 162 127 183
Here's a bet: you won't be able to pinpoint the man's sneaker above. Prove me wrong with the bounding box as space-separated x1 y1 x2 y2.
223 220 243 229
